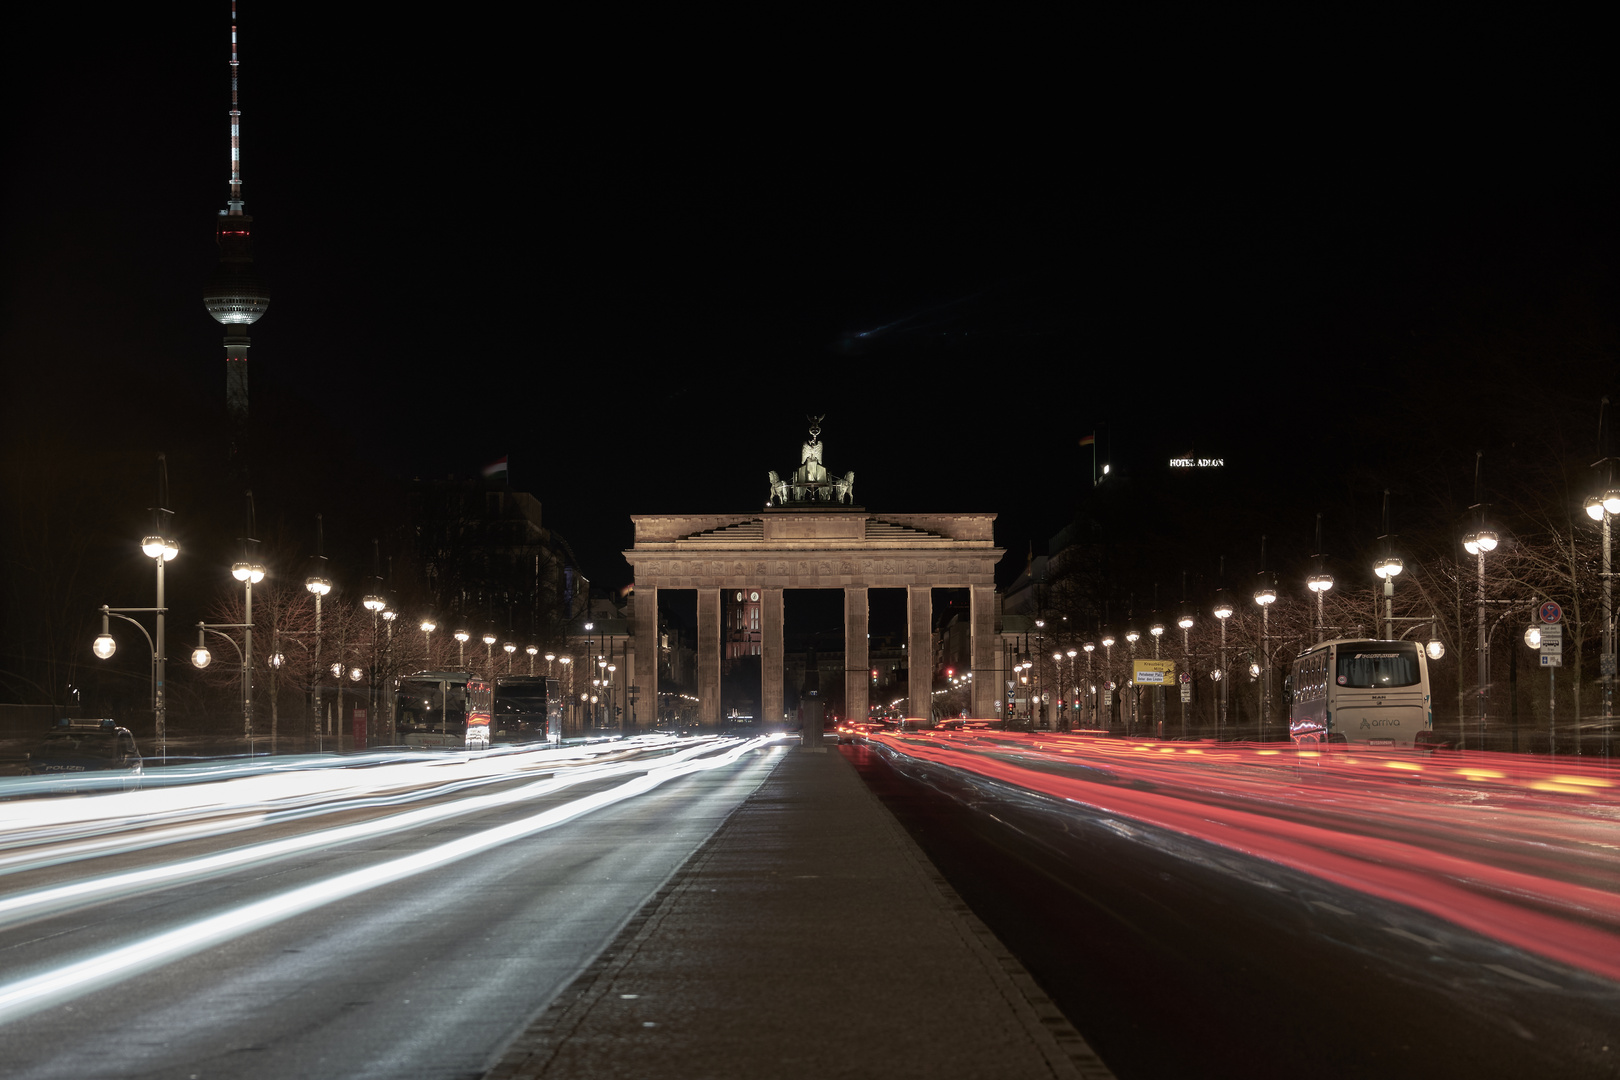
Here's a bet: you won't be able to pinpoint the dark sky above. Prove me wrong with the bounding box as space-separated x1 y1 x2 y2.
4 8 1617 604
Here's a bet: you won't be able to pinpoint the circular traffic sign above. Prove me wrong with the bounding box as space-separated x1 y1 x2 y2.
1540 600 1563 624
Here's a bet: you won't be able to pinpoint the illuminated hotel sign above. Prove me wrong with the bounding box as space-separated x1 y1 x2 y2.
1169 458 1224 467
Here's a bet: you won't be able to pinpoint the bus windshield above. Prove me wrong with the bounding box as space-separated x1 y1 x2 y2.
1337 645 1421 688
494 683 549 714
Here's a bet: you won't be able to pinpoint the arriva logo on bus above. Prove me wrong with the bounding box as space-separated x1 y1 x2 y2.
1169 458 1224 467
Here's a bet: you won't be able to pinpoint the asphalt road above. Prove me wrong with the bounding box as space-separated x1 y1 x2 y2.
846 739 1620 1080
0 739 783 1080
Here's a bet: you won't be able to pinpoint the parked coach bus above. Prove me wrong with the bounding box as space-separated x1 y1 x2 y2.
394 670 492 749
1288 639 1435 748
492 675 563 743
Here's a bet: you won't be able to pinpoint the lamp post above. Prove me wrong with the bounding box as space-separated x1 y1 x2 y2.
381 608 398 743
1065 648 1077 729
482 632 497 678
93 604 167 759
421 617 437 666
1254 539 1277 741
1213 589 1233 740
1308 513 1333 645
1082 642 1095 729
1375 491 1403 642
558 655 573 732
544 651 556 676
1100 632 1115 731
1585 396 1620 760
230 560 264 741
504 642 517 673
305 578 331 746
119 454 180 762
1149 619 1166 738
1124 623 1140 735
454 630 470 668
1463 451 1497 753
526 644 538 675
1177 607 1194 738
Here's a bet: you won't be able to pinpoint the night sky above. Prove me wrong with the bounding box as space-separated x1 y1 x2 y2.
4 7 1617 612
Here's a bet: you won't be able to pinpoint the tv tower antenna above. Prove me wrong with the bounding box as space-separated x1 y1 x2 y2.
204 1 270 443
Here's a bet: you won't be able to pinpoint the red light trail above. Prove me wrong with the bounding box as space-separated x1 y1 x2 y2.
863 730 1620 984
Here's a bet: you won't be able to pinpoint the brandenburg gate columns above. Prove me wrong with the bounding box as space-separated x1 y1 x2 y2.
845 586 868 725
908 585 932 717
763 587 784 727
697 588 721 727
971 583 997 719
632 585 658 728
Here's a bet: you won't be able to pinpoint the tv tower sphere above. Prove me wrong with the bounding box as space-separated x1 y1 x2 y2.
204 218 270 325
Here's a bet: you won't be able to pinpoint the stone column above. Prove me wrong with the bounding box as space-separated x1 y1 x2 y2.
762 587 784 730
632 585 657 731
907 585 932 721
845 586 869 725
697 588 721 728
970 583 997 719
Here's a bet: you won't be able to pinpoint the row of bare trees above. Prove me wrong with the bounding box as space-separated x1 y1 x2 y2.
1030 467 1617 752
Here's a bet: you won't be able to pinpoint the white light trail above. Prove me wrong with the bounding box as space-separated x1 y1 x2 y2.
0 737 781 1025
0 739 732 931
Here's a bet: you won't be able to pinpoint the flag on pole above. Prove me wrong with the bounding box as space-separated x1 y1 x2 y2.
1078 433 1096 446
482 456 509 481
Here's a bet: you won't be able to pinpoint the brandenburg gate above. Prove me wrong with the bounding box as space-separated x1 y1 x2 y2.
625 423 1004 725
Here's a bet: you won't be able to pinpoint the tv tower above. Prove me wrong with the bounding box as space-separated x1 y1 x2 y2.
203 1 270 436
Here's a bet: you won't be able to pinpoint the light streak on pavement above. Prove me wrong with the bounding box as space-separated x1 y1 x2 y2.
864 730 1620 984
0 735 782 1028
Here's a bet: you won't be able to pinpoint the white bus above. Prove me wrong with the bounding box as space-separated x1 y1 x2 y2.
1287 639 1435 748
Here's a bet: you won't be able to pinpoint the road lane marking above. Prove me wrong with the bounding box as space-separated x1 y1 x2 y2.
1483 963 1559 990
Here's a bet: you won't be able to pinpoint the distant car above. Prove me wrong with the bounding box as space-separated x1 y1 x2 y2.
935 719 1000 733
25 719 143 787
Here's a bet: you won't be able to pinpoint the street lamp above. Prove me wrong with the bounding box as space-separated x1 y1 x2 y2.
526 644 538 675
1587 397 1620 759
1150 620 1166 738
1254 541 1277 741
483 631 497 677
504 642 516 672
1124 624 1140 736
230 494 266 742
421 617 437 665
120 454 179 760
1213 584 1234 740
1065 648 1077 729
558 655 573 731
1306 511 1333 645
1463 451 1497 752
454 629 470 668
1177 606 1194 738
1082 642 1095 728
1374 490 1403 642
1100 632 1115 730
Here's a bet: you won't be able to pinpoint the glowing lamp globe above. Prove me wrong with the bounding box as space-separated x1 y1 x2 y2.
93 634 117 660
